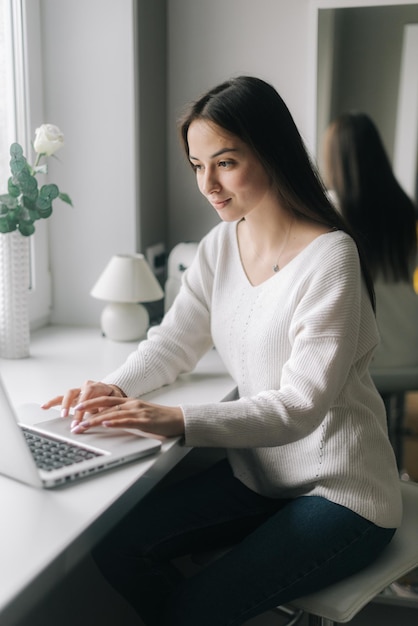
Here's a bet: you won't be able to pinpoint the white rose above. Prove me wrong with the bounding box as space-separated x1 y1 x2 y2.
33 124 64 157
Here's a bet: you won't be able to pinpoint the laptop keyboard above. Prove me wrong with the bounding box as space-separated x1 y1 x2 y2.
22 428 103 472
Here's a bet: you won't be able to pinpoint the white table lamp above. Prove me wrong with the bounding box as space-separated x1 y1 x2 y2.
90 254 164 341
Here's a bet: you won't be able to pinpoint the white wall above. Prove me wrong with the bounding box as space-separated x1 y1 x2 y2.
40 0 138 326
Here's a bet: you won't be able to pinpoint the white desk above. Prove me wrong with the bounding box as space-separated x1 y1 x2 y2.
0 326 235 624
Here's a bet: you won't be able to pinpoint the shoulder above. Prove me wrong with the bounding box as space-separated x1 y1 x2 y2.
184 221 239 287
305 230 360 275
199 221 236 249
291 231 363 312
194 221 238 266
321 230 359 271
316 229 356 252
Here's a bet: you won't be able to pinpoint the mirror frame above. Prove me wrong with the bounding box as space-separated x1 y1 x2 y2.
393 23 418 199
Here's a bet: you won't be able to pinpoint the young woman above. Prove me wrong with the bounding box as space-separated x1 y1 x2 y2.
322 112 418 370
43 77 401 626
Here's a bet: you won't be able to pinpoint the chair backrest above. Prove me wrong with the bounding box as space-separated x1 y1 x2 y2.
164 242 198 312
371 367 418 394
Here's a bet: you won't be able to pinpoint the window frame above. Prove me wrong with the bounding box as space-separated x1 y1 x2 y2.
9 0 51 328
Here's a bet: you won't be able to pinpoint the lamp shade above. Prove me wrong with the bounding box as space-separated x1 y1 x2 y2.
90 254 164 303
90 254 164 342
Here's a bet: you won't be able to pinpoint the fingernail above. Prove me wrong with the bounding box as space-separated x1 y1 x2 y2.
74 403 84 411
61 408 68 418
71 420 89 433
71 424 86 434
102 421 111 428
70 420 79 429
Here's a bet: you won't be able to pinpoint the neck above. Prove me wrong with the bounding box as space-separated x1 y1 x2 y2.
242 212 294 250
242 212 295 274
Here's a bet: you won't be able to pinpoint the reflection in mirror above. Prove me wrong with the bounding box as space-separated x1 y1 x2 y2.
314 5 418 473
315 2 418 203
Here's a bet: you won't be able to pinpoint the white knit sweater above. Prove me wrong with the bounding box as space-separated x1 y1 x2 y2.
103 222 402 528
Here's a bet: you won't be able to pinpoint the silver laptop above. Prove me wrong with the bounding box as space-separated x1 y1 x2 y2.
0 377 161 488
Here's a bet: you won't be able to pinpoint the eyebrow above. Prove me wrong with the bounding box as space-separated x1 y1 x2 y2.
189 147 239 161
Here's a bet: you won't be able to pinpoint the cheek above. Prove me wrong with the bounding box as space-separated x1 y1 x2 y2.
230 171 252 192
237 171 269 199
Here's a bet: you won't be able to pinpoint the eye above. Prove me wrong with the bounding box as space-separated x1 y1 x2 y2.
190 162 202 172
218 160 234 168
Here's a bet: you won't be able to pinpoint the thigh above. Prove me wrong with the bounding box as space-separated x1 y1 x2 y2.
164 495 396 626
97 458 288 562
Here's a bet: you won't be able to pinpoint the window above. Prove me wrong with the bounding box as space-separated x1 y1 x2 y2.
0 0 51 328
0 0 15 185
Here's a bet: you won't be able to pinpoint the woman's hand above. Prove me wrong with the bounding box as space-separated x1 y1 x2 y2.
70 396 185 438
41 380 125 428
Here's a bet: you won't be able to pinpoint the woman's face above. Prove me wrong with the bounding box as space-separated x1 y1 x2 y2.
187 119 274 222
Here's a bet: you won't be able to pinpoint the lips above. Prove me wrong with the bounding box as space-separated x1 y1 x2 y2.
210 198 230 209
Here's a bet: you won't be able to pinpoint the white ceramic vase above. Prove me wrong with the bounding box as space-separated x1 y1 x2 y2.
0 231 30 358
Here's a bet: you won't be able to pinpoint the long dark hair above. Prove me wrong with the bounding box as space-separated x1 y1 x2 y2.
178 76 375 308
323 112 417 282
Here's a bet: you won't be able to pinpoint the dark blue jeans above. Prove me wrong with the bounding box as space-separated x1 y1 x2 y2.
92 459 396 626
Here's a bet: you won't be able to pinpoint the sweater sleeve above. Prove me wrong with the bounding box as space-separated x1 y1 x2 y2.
101 233 218 397
182 237 374 448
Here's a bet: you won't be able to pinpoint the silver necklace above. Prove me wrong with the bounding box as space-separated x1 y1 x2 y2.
250 218 294 274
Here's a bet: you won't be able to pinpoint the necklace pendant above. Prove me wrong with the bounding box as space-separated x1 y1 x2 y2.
273 264 280 273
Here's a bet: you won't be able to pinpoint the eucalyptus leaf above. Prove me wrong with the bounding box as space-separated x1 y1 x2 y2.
0 216 11 232
18 221 35 237
10 143 23 158
35 196 52 211
0 215 17 233
10 157 26 175
22 196 37 210
17 169 38 196
7 178 20 197
24 175 37 192
40 183 59 200
28 208 40 221
27 189 39 202
8 207 21 220
12 167 30 189
38 206 53 219
59 192 73 206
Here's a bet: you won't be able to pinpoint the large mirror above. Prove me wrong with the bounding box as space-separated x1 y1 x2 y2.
311 0 418 203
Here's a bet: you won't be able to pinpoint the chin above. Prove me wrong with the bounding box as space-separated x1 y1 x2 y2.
215 209 243 223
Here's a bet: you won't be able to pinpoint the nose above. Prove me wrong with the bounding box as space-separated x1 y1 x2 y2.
200 167 220 195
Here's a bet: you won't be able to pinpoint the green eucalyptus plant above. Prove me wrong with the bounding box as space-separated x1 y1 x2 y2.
0 124 72 236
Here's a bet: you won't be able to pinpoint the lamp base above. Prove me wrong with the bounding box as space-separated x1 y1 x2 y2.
100 302 149 341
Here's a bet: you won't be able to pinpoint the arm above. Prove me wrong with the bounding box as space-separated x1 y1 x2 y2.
42 229 220 425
